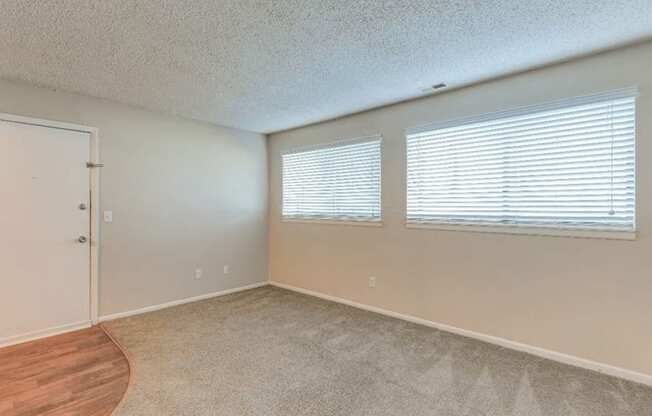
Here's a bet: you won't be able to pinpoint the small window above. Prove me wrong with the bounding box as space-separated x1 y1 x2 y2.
282 135 382 223
406 89 637 238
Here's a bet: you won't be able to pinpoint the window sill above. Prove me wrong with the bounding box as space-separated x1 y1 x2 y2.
405 222 636 240
282 218 383 227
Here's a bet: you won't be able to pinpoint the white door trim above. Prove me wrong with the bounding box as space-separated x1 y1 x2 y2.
0 112 101 326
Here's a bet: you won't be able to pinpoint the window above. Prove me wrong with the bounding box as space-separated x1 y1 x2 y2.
406 89 637 237
282 135 381 223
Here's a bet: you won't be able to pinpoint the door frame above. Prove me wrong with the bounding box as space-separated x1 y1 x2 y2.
0 112 101 325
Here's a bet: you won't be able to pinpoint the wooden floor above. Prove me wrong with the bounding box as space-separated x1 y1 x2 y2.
0 326 129 416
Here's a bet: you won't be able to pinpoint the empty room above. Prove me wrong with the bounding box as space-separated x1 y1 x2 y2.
1 1 651 415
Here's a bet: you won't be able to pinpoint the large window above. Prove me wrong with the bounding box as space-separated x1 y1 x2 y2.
406 89 637 237
282 136 381 223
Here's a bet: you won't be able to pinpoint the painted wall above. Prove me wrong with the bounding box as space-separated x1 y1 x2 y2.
269 42 652 376
0 79 268 316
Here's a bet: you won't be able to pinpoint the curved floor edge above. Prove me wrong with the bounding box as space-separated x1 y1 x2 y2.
99 324 133 416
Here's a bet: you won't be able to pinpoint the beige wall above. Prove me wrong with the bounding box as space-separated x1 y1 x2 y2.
0 79 268 316
269 42 652 376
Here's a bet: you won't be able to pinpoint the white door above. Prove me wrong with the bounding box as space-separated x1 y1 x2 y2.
0 119 91 346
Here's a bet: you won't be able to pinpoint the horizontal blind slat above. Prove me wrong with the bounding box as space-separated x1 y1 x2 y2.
406 93 636 232
408 97 635 139
282 136 382 221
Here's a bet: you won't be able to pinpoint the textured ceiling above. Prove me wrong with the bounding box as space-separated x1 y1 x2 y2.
0 1 650 134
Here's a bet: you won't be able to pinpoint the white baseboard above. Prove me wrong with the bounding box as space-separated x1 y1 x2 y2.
269 281 652 387
99 282 268 322
0 320 92 349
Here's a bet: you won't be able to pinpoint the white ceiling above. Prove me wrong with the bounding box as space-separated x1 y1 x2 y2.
0 1 650 134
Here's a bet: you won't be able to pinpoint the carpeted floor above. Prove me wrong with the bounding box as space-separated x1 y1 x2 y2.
103 286 652 415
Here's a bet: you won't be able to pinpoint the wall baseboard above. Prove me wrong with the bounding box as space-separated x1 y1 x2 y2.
99 282 268 322
0 320 92 348
269 281 652 387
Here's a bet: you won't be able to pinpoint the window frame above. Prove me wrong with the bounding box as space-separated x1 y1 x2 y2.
403 88 638 240
280 134 383 226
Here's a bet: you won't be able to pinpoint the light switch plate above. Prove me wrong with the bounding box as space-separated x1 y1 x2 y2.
103 211 113 223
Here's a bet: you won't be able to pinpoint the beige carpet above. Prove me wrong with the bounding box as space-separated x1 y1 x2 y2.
104 286 652 415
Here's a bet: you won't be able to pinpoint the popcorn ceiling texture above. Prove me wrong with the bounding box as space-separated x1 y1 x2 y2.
0 0 650 133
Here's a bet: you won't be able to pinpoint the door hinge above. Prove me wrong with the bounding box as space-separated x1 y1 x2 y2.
86 162 104 168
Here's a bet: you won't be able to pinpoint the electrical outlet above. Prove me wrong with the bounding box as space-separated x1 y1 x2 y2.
368 276 377 288
103 211 113 223
223 265 230 275
195 268 203 279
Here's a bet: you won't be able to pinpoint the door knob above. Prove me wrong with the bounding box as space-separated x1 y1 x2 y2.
78 236 87 243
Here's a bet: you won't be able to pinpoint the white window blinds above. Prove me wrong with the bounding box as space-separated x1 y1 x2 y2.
282 136 381 222
406 89 637 233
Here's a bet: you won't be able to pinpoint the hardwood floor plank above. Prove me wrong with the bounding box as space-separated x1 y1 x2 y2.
0 326 130 416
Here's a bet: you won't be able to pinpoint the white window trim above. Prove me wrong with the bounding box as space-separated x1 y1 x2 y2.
282 218 383 227
405 87 639 136
404 87 639 240
280 134 382 156
281 134 383 224
405 222 636 240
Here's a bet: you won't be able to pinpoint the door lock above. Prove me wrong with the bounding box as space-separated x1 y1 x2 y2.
78 236 87 243
79 203 87 210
